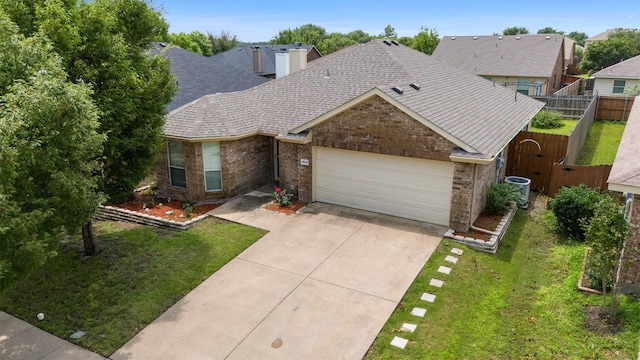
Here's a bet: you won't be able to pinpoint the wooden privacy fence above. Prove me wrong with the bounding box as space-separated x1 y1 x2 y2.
506 131 568 192
596 96 635 121
565 92 598 165
547 164 612 197
532 94 594 118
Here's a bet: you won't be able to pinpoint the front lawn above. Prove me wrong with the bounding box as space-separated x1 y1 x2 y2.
577 120 626 165
0 219 266 356
530 119 577 136
366 195 640 359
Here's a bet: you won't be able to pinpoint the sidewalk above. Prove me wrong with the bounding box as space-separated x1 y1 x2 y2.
0 311 105 359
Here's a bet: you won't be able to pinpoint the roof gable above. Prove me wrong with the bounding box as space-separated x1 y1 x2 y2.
593 55 640 79
431 34 564 78
166 40 544 159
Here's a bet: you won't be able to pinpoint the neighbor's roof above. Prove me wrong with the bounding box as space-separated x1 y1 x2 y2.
592 55 640 79
608 95 640 193
212 44 320 76
149 44 270 112
166 40 544 159
431 34 564 78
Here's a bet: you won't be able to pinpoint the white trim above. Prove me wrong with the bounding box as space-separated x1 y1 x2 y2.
608 183 640 195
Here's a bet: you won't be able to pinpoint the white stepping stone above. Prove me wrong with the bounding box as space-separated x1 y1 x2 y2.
421 292 436 303
445 255 459 264
430 278 444 288
451 248 464 255
390 336 409 349
400 323 417 332
411 307 427 317
438 266 452 275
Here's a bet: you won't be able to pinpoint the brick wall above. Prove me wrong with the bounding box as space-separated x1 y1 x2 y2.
156 136 273 203
619 194 640 293
279 142 312 201
450 163 474 231
473 158 500 222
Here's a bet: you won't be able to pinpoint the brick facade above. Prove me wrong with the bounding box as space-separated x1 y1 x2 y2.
618 194 640 294
156 135 273 203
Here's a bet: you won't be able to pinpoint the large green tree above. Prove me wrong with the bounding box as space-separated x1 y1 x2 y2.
537 27 564 34
411 26 440 55
2 0 176 255
567 31 588 46
166 31 212 56
503 26 529 35
208 30 239 55
580 29 640 73
0 10 104 280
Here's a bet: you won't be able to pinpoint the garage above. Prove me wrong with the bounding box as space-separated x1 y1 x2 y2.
313 147 454 226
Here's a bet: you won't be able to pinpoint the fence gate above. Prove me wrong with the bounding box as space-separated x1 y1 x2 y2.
506 131 568 192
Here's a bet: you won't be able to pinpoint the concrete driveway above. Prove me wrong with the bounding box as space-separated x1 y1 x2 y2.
112 190 444 359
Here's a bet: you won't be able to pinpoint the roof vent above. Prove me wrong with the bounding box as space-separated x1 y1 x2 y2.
473 36 478 40
293 42 302 48
383 39 392 46
516 36 521 40
409 83 420 90
545 35 551 40
392 86 404 94
391 40 399 46
159 42 167 47
451 36 456 40
498 36 503 40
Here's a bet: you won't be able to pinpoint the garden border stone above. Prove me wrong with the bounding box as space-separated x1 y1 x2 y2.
93 205 210 231
443 204 517 254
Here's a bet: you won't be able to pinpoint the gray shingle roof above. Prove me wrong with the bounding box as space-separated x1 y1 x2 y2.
212 44 319 76
431 34 564 78
166 40 544 159
593 55 640 79
608 96 640 192
150 44 270 112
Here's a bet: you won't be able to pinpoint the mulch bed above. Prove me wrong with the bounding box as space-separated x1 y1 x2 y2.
452 210 504 241
264 201 306 215
113 197 219 222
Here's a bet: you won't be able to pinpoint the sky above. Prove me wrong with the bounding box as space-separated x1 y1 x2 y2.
156 0 639 43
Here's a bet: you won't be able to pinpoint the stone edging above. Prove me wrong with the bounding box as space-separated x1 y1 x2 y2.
443 204 517 254
93 205 210 231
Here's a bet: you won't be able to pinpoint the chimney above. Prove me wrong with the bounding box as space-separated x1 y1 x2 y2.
288 48 307 75
252 46 262 73
275 51 289 79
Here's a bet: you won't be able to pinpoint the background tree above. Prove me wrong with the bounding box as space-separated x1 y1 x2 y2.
0 11 104 280
537 27 564 34
209 30 239 55
346 29 371 43
584 194 630 317
271 23 327 48
411 26 440 55
322 32 356 54
503 26 529 35
382 24 397 38
567 31 588 46
166 31 212 56
580 29 640 73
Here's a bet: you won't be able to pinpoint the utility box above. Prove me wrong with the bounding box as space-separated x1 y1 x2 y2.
505 176 531 208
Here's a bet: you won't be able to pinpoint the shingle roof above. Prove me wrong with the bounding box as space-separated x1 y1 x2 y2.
150 44 270 112
431 34 564 78
212 44 319 76
608 96 640 192
593 55 640 79
166 40 544 159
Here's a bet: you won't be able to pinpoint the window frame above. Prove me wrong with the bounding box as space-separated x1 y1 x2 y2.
612 79 626 94
516 79 530 95
202 142 222 192
168 140 186 188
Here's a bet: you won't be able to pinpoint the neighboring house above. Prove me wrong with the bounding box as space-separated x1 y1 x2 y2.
150 43 270 112
212 43 322 78
157 40 543 232
584 28 638 47
592 55 640 96
564 37 577 67
431 34 566 95
607 96 640 294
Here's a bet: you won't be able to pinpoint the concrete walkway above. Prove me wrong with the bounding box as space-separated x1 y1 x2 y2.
0 311 105 360
112 190 445 359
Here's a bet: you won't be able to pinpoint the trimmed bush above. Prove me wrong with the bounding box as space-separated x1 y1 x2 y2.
549 184 601 241
485 182 521 215
532 110 563 129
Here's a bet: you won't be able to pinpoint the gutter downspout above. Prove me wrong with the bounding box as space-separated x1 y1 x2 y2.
469 163 501 236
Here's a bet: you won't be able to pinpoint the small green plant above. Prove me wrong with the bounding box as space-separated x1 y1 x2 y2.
532 110 563 129
182 200 194 218
273 186 293 207
485 182 521 215
549 184 601 241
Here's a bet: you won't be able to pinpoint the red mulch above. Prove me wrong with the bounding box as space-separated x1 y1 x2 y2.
453 210 504 241
113 199 219 222
264 201 306 215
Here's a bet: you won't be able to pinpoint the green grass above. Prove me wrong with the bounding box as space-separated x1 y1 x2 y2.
366 196 640 359
530 119 577 136
0 219 266 356
577 121 626 165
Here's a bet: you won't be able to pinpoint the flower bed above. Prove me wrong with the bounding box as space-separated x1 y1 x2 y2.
444 204 517 254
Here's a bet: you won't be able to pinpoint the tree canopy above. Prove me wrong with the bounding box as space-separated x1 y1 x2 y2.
503 26 529 35
537 27 564 34
567 31 588 46
580 29 640 73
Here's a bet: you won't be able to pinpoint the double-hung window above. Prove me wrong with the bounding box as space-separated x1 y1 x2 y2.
203 142 222 191
613 80 626 94
168 141 186 188
516 79 530 95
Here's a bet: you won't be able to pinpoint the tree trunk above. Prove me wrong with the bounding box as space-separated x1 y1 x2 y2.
82 221 97 256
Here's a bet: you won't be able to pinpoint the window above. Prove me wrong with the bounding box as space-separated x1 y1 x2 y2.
203 142 222 191
168 141 186 188
516 79 530 95
613 80 626 94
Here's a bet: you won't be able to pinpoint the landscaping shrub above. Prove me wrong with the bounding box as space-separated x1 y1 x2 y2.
485 182 521 215
532 110 563 129
549 184 601 241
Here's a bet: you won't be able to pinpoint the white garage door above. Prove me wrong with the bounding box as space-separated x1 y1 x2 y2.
314 147 454 225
